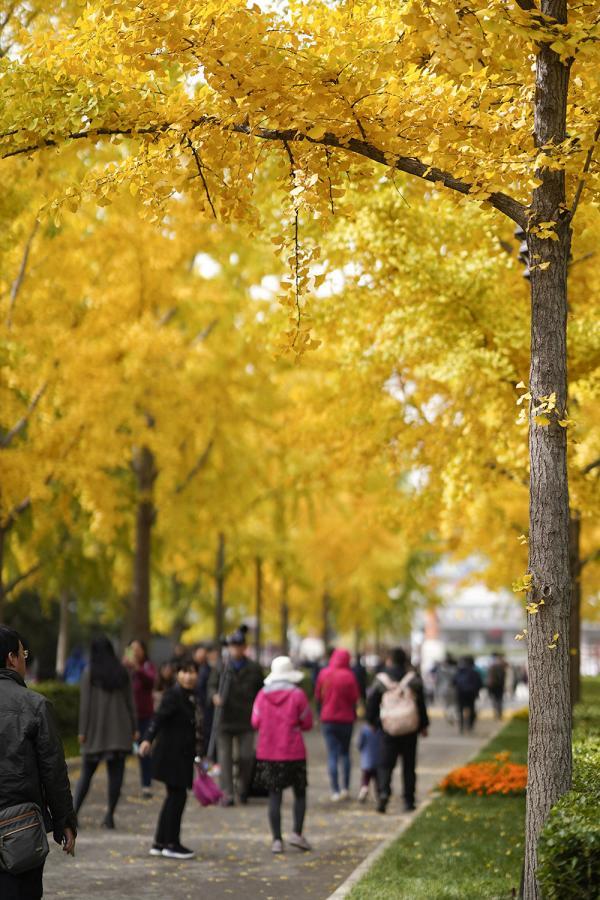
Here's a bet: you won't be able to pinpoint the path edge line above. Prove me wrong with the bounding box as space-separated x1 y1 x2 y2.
325 795 435 900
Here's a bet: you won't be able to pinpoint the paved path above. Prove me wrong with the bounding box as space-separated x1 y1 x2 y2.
44 708 507 899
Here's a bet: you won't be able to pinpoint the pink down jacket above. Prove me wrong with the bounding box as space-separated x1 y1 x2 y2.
251 683 313 761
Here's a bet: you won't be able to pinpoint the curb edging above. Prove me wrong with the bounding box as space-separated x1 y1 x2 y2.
325 796 435 899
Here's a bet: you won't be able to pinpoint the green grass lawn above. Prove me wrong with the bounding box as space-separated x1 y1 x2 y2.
348 718 528 900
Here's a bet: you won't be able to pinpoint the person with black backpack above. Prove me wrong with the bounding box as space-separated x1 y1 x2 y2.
454 656 483 733
366 647 429 814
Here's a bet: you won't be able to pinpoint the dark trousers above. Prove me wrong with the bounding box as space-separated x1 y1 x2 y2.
361 767 377 788
74 755 126 819
488 688 504 720
457 691 477 732
137 717 153 788
0 865 44 900
377 732 418 806
268 787 306 841
155 785 188 847
321 721 353 793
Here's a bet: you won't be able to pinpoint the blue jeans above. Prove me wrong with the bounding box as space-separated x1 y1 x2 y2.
322 721 353 793
138 716 153 788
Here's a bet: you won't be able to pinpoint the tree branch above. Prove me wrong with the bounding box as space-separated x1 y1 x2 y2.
582 456 600 476
0 381 48 448
175 438 214 494
6 219 39 328
569 120 600 221
579 549 600 571
4 560 42 598
186 136 217 219
2 118 528 227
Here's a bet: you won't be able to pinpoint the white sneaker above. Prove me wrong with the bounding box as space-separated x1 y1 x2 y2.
288 832 312 851
330 792 341 802
340 789 350 800
162 844 195 860
358 785 369 803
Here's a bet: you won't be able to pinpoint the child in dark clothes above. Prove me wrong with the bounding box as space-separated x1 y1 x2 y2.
357 722 382 802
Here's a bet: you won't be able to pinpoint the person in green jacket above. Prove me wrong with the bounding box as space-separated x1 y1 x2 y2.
207 629 263 805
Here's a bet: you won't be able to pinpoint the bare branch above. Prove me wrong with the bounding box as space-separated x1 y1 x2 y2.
4 560 43 598
175 439 214 494
0 381 48 448
192 318 219 345
579 549 600 571
2 118 528 227
6 219 39 327
186 136 217 219
569 121 600 221
582 456 600 476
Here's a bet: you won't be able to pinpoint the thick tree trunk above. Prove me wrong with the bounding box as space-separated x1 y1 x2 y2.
214 531 226 641
254 556 263 662
523 4 572 895
568 511 581 707
131 445 157 643
55 589 69 677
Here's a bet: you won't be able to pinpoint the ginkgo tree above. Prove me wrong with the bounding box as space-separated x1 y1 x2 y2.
2 0 600 892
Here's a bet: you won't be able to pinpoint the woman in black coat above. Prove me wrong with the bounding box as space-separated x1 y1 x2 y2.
139 657 201 859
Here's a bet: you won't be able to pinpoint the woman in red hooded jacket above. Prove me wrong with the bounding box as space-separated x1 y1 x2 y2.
315 648 360 801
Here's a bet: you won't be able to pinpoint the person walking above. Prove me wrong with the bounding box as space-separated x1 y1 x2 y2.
356 722 382 802
315 648 360 801
366 647 429 814
486 653 507 720
124 638 156 798
251 656 313 854
435 654 458 724
0 625 77 900
139 656 201 859
73 635 137 829
207 629 264 805
454 656 483 733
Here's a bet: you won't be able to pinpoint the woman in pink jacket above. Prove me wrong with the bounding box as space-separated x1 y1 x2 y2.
251 656 313 854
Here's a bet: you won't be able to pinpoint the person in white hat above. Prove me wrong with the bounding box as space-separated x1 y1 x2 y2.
251 657 313 853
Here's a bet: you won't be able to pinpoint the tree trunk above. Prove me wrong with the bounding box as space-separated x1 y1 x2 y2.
55 589 69 678
254 556 263 662
131 445 157 643
568 511 581 707
322 589 331 648
214 531 226 641
280 576 289 655
523 4 572 895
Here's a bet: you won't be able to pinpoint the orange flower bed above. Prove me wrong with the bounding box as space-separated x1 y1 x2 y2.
439 752 527 796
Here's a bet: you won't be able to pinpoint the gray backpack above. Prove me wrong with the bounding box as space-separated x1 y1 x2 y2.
0 803 49 874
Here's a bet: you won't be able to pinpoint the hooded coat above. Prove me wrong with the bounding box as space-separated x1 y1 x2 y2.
315 649 360 724
251 682 313 761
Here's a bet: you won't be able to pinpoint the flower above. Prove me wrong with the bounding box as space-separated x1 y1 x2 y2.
439 754 527 796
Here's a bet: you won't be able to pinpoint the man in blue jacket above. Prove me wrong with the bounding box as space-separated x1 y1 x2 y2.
0 625 77 900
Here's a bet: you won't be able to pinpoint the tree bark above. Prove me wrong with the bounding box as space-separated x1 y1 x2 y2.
254 556 263 662
55 589 69 678
523 4 572 895
568 511 581 707
131 445 157 643
214 531 226 641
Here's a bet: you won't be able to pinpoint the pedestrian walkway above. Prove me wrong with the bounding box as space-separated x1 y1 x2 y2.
44 713 506 899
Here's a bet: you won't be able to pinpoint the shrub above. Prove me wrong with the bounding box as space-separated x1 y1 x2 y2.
537 738 600 900
511 706 529 720
439 753 527 797
32 681 80 740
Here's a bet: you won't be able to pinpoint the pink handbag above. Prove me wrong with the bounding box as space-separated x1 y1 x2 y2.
192 767 223 807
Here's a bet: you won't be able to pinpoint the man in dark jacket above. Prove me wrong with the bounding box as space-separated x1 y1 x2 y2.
207 629 263 805
0 625 77 900
366 646 429 814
